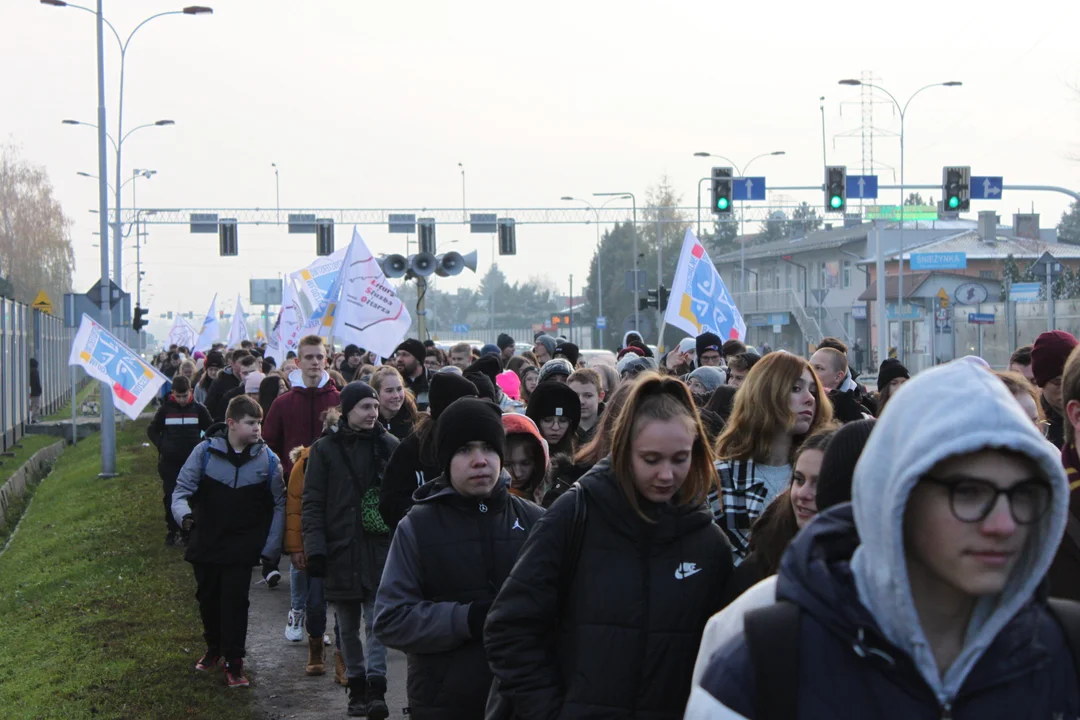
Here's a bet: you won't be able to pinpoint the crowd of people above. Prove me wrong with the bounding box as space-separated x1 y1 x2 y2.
142 327 1080 719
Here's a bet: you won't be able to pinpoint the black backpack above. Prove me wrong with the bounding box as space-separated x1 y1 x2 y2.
744 597 1080 719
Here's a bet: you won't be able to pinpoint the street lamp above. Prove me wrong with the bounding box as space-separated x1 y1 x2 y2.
838 78 961 364
593 192 638 333
561 195 626 348
693 150 786 295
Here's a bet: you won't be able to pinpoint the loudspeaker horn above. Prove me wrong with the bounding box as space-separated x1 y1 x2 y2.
409 252 436 277
435 251 465 277
380 253 408 279
460 249 479 273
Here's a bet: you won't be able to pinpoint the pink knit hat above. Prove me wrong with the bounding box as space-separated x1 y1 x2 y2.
496 369 521 400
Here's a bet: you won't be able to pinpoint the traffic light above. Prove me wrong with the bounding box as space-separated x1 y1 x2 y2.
219 218 238 256
711 167 733 215
659 285 670 312
640 287 660 311
498 218 517 256
942 166 971 212
418 218 437 256
825 166 846 213
316 219 334 256
132 305 149 331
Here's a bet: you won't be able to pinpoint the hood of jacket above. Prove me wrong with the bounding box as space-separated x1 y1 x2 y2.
287 368 333 391
849 360 1068 702
578 457 715 542
204 429 268 464
502 413 550 469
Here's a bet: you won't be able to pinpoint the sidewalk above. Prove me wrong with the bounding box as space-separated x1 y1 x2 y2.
246 558 409 719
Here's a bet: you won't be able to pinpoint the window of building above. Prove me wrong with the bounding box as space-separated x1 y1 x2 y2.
843 260 851 289
979 270 995 279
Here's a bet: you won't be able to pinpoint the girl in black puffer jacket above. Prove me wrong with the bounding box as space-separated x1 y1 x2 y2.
485 372 734 719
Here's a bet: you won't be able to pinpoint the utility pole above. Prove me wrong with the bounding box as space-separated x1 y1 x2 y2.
569 273 574 344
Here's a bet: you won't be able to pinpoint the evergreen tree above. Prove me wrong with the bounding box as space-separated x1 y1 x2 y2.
1058 200 1080 245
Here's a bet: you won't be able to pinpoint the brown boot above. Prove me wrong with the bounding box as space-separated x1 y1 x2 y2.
333 649 347 685
306 635 326 676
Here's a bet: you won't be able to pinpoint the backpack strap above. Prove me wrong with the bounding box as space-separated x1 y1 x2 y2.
1047 598 1080 690
744 600 801 720
557 485 588 616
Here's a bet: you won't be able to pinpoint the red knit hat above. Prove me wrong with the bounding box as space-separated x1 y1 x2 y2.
1031 330 1078 388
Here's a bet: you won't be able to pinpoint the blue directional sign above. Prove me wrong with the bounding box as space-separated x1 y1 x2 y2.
910 252 967 271
968 313 995 325
846 175 879 200
451 324 470 333
970 176 1003 200
595 316 607 330
732 177 766 201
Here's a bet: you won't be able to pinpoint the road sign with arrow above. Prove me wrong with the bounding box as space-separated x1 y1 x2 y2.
846 175 879 200
732 177 767 201
969 176 1003 200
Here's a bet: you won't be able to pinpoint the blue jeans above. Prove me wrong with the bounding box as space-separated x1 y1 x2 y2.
334 599 386 681
289 566 327 638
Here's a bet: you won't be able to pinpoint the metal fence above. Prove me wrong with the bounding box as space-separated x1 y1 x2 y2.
1 300 89 452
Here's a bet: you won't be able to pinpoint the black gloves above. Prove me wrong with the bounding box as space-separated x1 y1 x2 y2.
181 515 194 532
306 554 327 578
467 600 493 640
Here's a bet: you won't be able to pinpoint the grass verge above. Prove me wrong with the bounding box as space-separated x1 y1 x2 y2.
40 381 97 423
0 422 258 720
0 434 64 548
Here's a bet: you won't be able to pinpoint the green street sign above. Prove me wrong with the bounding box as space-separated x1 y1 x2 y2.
864 204 939 222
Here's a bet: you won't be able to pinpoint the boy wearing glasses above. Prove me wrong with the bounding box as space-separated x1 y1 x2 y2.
688 360 1080 719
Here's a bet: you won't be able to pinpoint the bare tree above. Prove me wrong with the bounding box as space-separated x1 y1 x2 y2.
0 142 75 309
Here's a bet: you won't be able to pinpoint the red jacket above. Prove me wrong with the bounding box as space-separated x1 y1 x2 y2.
263 370 340 477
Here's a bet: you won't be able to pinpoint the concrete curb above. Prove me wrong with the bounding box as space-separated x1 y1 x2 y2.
0 441 65 530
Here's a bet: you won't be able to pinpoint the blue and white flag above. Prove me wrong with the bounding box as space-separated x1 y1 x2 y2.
228 295 250 348
68 314 168 420
194 294 220 352
289 246 347 317
663 228 746 341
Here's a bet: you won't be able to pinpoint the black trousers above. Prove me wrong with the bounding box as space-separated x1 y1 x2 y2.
192 563 251 660
159 461 182 534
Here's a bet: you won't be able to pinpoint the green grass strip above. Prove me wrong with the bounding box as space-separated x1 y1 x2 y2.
40 381 98 423
0 422 258 720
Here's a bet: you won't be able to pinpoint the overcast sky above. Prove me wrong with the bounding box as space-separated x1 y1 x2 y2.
5 0 1079 334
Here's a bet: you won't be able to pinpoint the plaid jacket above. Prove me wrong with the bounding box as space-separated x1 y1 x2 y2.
708 458 769 559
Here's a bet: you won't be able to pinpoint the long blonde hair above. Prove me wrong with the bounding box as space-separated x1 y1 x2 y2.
371 365 417 419
609 372 716 523
714 352 833 464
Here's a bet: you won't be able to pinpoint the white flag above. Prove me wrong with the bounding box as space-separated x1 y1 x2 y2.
267 279 304 365
228 295 250 348
194 294 220 353
331 227 412 358
168 313 199 349
663 228 747 341
289 247 347 317
69 313 168 420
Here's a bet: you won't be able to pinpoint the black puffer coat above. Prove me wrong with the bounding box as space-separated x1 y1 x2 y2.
379 431 440 530
301 420 399 601
484 459 734 719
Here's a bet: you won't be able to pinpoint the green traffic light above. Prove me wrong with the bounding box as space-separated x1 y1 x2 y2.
948 196 960 209
830 195 843 209
717 197 730 211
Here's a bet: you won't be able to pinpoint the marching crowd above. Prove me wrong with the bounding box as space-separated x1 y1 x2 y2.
143 327 1080 719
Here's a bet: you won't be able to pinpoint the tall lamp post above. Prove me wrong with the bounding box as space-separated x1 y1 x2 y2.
693 150 785 296
838 78 961 363
561 195 625 349
593 192 637 333
46 1 211 290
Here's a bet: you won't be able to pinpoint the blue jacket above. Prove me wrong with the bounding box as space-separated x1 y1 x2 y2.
688 361 1079 719
171 428 285 567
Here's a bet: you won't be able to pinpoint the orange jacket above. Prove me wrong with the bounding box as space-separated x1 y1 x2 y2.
285 445 310 554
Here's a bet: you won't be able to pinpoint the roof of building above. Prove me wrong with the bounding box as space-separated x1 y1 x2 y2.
856 271 1002 302
849 230 1080 264
713 222 873 263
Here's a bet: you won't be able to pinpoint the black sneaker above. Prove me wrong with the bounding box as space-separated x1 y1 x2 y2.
346 678 368 716
264 569 281 588
164 532 177 547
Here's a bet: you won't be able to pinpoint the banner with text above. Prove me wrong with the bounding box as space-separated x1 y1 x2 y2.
330 227 412 358
69 314 168 420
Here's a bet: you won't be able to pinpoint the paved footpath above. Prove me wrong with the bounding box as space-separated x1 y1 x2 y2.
245 558 410 719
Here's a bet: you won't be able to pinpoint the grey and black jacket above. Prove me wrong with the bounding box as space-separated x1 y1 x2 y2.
171 426 285 566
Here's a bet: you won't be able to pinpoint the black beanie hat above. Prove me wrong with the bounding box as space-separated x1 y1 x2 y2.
466 355 502 387
497 333 515 351
525 381 582 427
340 381 378 418
876 358 910 392
394 338 427 365
435 398 506 475
465 372 497 402
344 344 362 358
204 350 226 369
696 331 723 361
816 418 876 511
554 342 580 367
428 372 478 421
